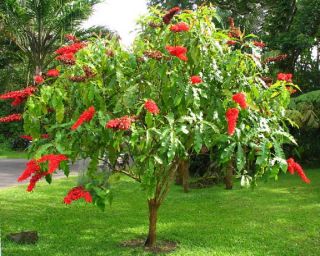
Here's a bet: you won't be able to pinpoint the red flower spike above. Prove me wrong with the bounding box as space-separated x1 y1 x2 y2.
286 158 310 183
277 73 293 83
190 76 202 84
165 45 188 61
55 42 86 55
232 93 247 109
0 87 37 106
64 186 93 204
226 108 239 136
47 69 60 77
253 41 265 48
17 159 41 182
34 75 44 84
106 116 133 131
20 135 33 141
37 154 68 174
71 106 95 130
170 22 189 32
27 173 44 192
144 99 160 115
0 114 22 123
163 7 180 24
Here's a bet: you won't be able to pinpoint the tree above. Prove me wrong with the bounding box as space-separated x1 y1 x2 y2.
1 6 310 249
0 0 100 80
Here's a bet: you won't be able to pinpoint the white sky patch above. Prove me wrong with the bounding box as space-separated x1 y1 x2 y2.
83 0 148 47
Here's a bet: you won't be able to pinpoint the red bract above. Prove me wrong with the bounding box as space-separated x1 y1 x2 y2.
170 22 189 32
37 154 68 174
27 173 44 192
55 42 86 55
232 93 247 109
0 86 37 106
34 75 44 84
226 108 239 136
47 69 60 77
253 41 265 48
0 113 22 123
20 135 33 141
71 106 95 130
56 53 76 65
17 159 41 182
277 73 293 83
106 116 133 131
64 186 92 204
286 158 310 183
165 45 188 61
227 40 237 46
190 75 202 84
144 99 160 115
163 7 180 24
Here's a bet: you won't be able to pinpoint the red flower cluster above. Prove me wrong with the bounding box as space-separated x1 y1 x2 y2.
64 186 92 204
226 108 239 136
232 93 247 109
56 53 76 65
65 34 78 42
144 99 160 115
37 154 69 174
190 75 202 84
55 42 86 55
34 75 44 84
163 7 180 24
263 54 288 64
106 116 133 131
71 106 95 130
0 86 37 106
253 41 265 48
277 73 293 83
287 158 310 183
18 154 68 191
170 22 189 32
55 42 86 65
165 45 188 61
227 40 237 46
47 69 60 77
0 113 22 123
20 134 50 141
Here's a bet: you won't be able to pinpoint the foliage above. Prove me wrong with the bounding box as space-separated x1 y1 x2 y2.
1 171 319 255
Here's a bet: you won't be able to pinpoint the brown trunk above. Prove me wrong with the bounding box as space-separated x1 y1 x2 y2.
144 199 159 247
224 160 233 190
175 159 190 192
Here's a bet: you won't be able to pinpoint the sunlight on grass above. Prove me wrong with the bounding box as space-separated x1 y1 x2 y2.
0 169 320 255
0 150 28 159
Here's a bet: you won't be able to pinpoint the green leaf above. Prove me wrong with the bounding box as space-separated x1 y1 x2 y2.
236 143 245 172
145 112 153 128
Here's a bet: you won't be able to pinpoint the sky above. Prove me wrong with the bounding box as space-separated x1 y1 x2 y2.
83 0 148 47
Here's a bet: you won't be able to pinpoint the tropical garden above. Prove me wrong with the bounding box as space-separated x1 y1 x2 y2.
0 0 319 255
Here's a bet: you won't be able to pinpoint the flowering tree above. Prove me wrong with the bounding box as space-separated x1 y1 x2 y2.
0 6 310 248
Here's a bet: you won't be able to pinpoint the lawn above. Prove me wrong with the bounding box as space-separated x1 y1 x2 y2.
0 169 320 256
0 149 28 159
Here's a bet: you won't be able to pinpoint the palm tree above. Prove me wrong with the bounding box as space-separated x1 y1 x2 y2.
0 0 101 82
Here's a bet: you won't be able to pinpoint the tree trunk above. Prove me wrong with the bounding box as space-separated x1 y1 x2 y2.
144 199 159 247
224 159 233 190
175 159 190 192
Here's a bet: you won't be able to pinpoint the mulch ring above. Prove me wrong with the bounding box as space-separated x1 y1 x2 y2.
121 238 178 254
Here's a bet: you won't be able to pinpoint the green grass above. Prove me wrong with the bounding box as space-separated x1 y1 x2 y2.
0 149 28 159
1 169 320 256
